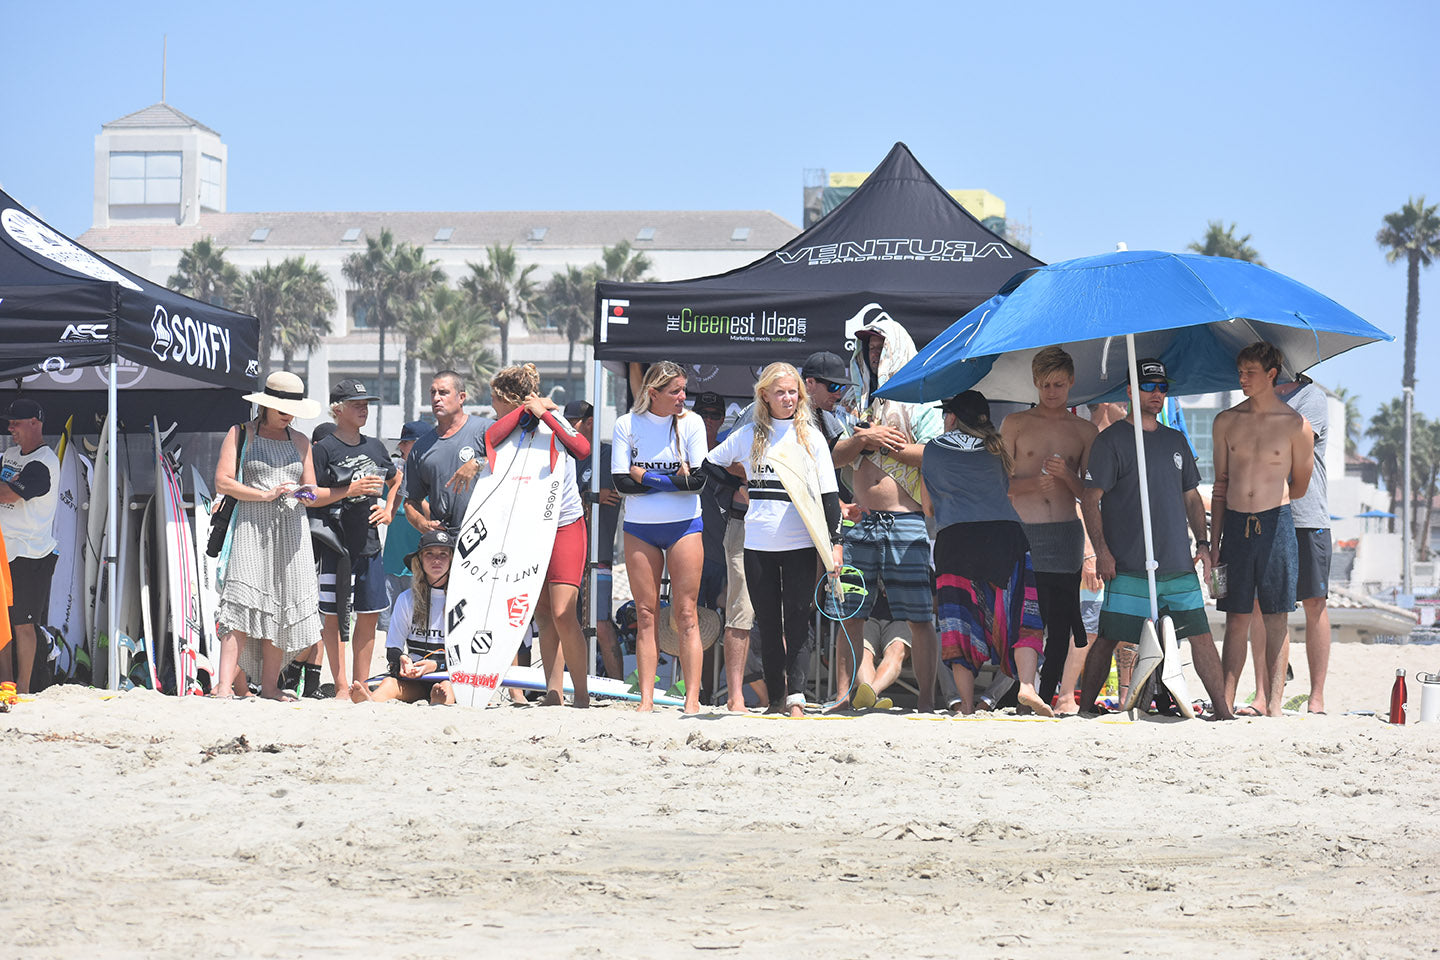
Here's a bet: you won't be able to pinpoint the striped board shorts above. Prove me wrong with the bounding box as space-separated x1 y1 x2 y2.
1098 571 1211 646
938 556 1043 678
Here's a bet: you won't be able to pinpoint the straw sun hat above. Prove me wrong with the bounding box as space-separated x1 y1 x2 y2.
657 603 721 655
242 371 322 419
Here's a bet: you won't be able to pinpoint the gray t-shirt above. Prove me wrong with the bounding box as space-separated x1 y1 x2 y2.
404 414 494 531
1284 382 1329 529
922 431 1021 531
1084 418 1201 575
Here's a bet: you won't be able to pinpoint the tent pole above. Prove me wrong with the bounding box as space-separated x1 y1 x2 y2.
1125 335 1160 622
588 359 603 672
106 355 120 691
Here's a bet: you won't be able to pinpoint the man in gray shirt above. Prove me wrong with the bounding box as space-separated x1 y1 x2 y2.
1247 375 1331 714
404 370 494 533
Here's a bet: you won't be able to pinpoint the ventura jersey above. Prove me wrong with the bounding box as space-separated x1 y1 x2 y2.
611 410 708 524
387 587 447 671
705 419 837 552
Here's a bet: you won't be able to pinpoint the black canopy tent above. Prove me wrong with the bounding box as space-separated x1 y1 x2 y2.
585 143 1043 654
592 141 1042 397
0 187 260 688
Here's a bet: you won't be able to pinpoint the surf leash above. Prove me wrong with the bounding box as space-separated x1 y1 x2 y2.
815 565 868 712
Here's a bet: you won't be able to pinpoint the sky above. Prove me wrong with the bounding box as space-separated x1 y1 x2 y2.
2 0 1436 448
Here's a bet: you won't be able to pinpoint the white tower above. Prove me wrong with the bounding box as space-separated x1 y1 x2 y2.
92 103 227 229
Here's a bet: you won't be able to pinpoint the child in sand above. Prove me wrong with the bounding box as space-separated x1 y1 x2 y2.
351 529 456 706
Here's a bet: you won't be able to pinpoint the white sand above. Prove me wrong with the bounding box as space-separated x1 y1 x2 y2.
3 641 1438 959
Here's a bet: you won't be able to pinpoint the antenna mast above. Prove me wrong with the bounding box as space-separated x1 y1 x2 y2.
161 34 167 102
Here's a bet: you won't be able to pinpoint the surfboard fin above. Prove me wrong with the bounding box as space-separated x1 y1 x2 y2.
1158 616 1194 719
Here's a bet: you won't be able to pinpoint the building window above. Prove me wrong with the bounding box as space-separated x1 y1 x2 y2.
346 290 374 330
109 151 181 205
200 154 222 211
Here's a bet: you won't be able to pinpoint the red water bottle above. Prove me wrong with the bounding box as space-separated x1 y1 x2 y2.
1389 669 1408 725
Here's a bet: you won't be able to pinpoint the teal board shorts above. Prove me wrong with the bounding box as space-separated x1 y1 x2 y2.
1099 571 1210 645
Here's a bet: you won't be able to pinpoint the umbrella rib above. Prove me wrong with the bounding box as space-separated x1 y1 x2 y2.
921 317 982 368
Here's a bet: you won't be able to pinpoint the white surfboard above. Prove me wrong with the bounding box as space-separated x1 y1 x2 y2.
445 424 563 709
155 419 201 696
47 417 90 673
83 415 110 685
190 467 222 670
499 664 685 707
113 470 138 683
767 436 837 573
138 495 160 692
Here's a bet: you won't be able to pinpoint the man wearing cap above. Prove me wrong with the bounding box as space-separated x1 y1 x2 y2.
404 371 493 534
380 420 431 634
830 319 943 709
1078 359 1233 719
1210 342 1314 717
308 378 401 698
801 351 857 500
0 398 58 693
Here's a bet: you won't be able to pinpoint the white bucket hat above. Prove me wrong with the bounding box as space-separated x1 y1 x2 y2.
242 371 322 419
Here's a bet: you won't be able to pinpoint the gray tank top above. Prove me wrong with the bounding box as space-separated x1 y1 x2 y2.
921 431 1021 531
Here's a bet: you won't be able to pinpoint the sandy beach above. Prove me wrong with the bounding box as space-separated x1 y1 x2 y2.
3 639 1438 960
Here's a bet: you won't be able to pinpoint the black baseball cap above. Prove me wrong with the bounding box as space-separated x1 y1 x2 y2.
692 392 726 418
563 400 594 421
396 420 431 444
404 528 456 567
1137 358 1171 384
801 351 854 387
1 398 44 423
331 378 381 403
311 422 338 444
936 390 991 426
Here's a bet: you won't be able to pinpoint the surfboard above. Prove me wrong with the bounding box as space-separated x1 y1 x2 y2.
112 469 139 683
190 467 222 670
499 664 685 707
445 423 563 709
83 415 110 686
767 435 837 573
155 419 201 696
137 495 160 692
47 416 91 675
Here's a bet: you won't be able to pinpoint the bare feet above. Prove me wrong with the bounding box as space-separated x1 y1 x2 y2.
1052 692 1080 717
572 695 590 708
726 699 748 712
788 704 804 718
349 681 373 704
636 700 655 713
1016 684 1055 717
260 687 297 703
540 690 564 707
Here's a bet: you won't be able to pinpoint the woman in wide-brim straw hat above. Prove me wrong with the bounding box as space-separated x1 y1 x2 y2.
212 371 324 699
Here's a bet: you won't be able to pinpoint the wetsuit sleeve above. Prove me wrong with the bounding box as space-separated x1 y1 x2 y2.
822 492 842 539
540 410 590 461
486 407 525 448
700 460 743 490
387 646 403 678
613 473 652 495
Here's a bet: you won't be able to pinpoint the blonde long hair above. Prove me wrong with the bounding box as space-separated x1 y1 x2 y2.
951 413 1014 476
409 549 450 634
750 362 814 473
631 361 688 454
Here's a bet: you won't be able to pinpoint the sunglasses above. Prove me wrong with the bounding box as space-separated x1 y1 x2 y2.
1138 382 1169 393
818 381 846 393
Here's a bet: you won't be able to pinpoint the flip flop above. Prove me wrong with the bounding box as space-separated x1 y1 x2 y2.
852 682 878 710
1234 704 1263 717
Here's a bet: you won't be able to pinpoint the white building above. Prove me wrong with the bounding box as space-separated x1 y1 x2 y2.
78 102 800 434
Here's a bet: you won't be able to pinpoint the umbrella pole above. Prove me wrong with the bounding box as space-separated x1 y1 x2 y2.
106 356 120 691
1125 335 1160 622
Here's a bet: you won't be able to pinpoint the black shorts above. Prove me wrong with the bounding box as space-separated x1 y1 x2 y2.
8 554 57 628
1294 527 1332 601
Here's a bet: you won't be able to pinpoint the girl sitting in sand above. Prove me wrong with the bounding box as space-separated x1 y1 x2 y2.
350 529 456 706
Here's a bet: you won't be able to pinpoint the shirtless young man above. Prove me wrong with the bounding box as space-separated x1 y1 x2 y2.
831 322 942 711
1211 342 1315 717
1001 347 1098 715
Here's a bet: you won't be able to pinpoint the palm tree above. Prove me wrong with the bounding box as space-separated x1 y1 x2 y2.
460 243 538 367
409 286 498 387
1376 197 1440 393
343 230 446 426
541 264 597 385
1376 196 1440 585
1367 397 1407 530
1333 385 1363 458
600 239 654 282
168 237 241 307
1187 221 1265 265
1416 418 1440 561
237 257 335 380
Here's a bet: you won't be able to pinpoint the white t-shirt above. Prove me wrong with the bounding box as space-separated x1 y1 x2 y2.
388 586 447 668
611 410 708 525
705 418 837 552
0 444 59 560
556 451 583 526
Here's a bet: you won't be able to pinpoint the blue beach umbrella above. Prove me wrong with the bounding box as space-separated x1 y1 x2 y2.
877 249 1391 405
877 249 1391 627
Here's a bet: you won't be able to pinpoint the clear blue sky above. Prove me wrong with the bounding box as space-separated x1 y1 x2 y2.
2 0 1435 448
